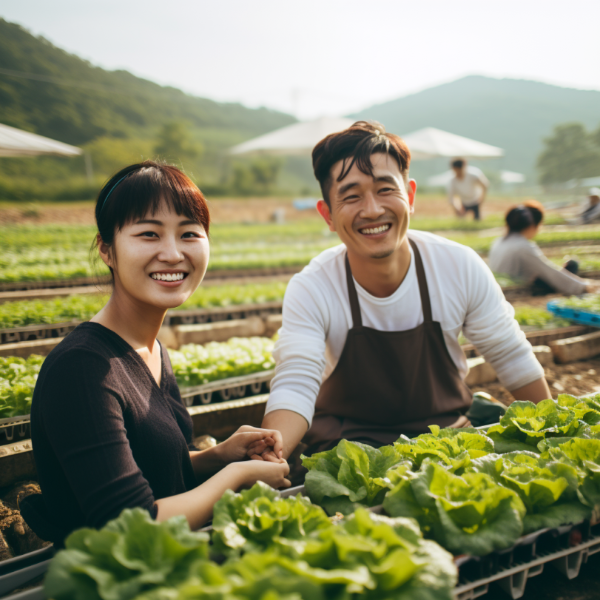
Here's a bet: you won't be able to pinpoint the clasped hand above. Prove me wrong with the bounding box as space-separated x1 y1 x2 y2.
216 425 284 463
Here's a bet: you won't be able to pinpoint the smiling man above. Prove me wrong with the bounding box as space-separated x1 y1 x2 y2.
259 121 551 459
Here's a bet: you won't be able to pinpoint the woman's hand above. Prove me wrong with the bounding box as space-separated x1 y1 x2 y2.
214 425 283 464
228 458 291 490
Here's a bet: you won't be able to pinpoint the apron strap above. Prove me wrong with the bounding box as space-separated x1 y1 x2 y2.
408 238 433 323
344 253 363 327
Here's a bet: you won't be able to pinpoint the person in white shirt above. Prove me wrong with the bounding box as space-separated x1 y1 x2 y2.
252 121 551 462
447 159 489 221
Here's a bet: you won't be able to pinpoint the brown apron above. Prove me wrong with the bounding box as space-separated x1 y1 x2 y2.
303 238 473 454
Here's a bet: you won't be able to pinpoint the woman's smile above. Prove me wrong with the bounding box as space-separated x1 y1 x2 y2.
150 270 189 286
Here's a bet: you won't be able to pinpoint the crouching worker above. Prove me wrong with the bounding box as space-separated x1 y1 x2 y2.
489 201 597 296
252 122 551 465
21 161 290 546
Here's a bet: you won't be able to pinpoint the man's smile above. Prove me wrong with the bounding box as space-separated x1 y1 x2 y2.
357 223 392 237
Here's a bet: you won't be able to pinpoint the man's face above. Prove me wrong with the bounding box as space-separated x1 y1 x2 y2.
452 165 465 178
317 152 416 261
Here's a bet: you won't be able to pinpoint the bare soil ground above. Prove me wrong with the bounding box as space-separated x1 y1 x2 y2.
0 194 521 226
473 358 600 405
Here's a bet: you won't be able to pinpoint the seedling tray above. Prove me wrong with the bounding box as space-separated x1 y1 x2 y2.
0 546 54 597
547 299 600 328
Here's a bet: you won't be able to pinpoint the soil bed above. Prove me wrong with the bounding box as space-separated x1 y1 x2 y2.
473 358 600 405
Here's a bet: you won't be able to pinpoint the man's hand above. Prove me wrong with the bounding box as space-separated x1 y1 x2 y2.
448 415 471 428
585 281 600 294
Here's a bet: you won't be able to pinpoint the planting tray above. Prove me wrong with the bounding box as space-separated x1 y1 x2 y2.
0 415 31 445
179 369 274 407
0 546 54 597
547 299 600 328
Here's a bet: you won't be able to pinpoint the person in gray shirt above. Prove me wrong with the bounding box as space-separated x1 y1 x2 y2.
489 201 597 296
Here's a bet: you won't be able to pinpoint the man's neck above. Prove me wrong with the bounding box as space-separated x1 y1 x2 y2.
347 237 412 298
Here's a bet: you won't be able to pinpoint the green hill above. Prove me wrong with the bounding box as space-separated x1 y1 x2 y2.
352 75 600 183
0 18 296 197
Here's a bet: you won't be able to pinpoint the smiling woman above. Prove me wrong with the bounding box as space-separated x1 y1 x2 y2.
20 161 291 547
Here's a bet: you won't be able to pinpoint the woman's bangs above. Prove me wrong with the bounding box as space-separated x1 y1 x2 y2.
113 167 210 233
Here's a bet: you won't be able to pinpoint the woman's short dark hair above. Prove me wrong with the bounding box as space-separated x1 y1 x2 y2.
312 121 411 207
93 160 210 278
505 200 544 234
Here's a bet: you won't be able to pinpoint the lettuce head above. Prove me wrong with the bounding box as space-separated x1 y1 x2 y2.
302 440 408 515
393 426 494 474
384 462 525 556
211 482 332 555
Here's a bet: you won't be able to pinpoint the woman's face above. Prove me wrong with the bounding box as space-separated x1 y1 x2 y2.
100 203 209 311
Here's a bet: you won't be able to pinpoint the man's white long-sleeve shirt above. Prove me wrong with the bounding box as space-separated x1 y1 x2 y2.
265 230 544 427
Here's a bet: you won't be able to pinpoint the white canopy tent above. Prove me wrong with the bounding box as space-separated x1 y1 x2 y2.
230 117 354 156
500 170 525 184
401 127 503 160
0 122 82 157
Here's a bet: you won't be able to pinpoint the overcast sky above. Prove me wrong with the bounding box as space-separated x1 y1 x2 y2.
2 0 599 119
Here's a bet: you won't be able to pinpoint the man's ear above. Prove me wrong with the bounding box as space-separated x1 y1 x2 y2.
407 179 417 215
316 199 336 232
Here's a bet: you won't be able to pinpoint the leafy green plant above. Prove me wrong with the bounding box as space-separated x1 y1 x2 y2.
513 306 569 330
301 440 408 515
0 282 288 330
467 452 589 533
168 337 275 387
45 504 457 600
211 482 332 555
540 438 600 508
393 425 494 474
44 508 210 600
0 354 44 418
554 294 600 313
486 399 582 453
383 462 526 556
556 393 600 424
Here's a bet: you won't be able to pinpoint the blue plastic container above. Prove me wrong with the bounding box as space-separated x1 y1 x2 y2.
547 299 600 328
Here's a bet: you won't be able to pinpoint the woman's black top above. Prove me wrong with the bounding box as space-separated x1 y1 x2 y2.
22 322 198 545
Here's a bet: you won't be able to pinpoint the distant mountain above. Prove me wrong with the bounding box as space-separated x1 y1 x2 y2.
352 75 600 183
0 19 294 148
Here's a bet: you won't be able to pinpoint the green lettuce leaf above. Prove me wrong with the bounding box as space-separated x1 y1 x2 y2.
384 462 525 556
211 482 332 555
44 508 209 600
487 399 583 453
467 451 591 533
541 437 600 507
393 426 494 474
302 440 406 515
556 394 600 425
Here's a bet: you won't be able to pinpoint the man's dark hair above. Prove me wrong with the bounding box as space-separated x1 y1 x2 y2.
312 121 411 207
451 159 465 169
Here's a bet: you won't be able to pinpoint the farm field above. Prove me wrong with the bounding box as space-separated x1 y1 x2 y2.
0 281 569 330
0 304 582 418
2 215 600 285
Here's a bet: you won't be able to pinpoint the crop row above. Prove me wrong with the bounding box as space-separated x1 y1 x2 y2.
553 294 600 313
0 277 564 330
301 394 600 557
0 304 572 417
0 337 275 418
0 281 288 329
2 221 600 283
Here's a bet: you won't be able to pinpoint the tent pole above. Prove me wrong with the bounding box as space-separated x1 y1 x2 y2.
84 151 94 183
